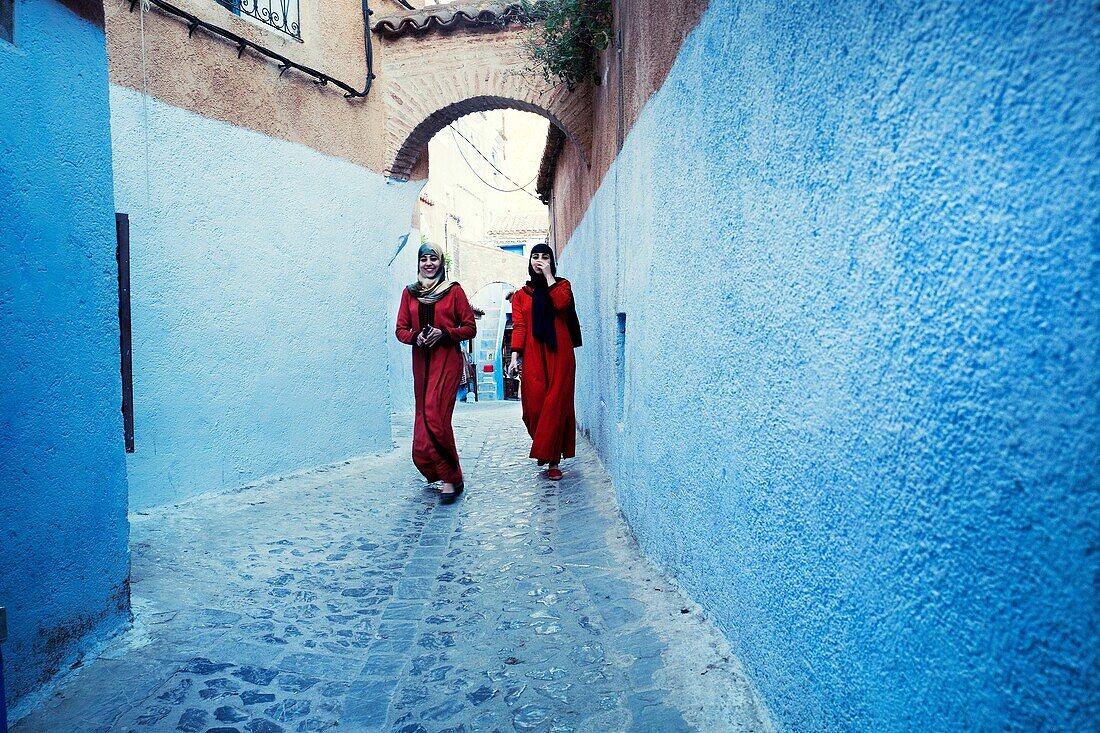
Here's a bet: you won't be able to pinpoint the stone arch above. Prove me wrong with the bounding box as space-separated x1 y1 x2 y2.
470 277 522 306
373 18 591 181
473 279 520 299
389 96 589 182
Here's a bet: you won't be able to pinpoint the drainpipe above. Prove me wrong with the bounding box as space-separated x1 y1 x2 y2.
1 606 7 733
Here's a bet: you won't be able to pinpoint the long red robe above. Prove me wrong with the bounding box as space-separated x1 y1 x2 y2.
395 285 477 484
510 279 577 463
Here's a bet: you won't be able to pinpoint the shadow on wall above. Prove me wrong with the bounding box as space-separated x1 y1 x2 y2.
388 227 424 416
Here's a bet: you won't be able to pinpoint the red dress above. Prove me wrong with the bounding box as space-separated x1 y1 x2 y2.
395 285 477 484
510 279 577 463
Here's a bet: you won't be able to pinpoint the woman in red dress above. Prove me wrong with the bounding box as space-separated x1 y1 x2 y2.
507 243 583 480
395 242 477 503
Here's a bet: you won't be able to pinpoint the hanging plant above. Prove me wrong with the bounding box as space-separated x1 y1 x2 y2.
512 0 613 91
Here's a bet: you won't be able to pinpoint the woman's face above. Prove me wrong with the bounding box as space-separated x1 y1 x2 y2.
531 251 553 273
419 252 441 278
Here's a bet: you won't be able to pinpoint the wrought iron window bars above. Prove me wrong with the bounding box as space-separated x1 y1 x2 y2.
215 0 301 41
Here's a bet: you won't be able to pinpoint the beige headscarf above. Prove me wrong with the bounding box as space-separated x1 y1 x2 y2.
408 241 458 304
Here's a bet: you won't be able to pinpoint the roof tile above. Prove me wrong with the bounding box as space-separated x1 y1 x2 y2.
373 2 526 36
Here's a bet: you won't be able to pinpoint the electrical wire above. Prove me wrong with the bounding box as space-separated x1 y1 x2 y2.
132 0 374 98
450 136 539 195
446 125 542 200
447 123 530 190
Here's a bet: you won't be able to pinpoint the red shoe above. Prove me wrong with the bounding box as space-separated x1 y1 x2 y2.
547 468 563 481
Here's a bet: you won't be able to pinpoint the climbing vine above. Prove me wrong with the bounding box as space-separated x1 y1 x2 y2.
513 0 613 91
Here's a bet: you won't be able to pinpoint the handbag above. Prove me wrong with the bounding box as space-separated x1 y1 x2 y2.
458 351 472 387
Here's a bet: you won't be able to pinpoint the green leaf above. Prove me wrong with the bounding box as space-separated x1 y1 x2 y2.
520 0 613 89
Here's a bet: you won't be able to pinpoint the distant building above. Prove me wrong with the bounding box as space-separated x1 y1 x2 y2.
487 211 550 257
417 109 548 293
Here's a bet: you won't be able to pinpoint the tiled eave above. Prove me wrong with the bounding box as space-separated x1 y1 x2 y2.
372 2 527 37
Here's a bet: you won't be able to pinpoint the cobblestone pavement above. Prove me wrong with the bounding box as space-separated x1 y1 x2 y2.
13 402 772 733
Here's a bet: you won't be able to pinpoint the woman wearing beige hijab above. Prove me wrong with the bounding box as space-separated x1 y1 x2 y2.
395 242 477 503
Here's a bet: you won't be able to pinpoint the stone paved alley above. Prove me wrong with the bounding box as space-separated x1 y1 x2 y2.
13 403 772 733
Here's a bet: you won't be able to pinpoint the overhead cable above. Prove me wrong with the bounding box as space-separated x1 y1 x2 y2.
446 125 542 200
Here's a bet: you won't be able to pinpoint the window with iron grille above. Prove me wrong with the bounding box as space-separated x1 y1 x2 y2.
1 0 14 44
215 0 301 41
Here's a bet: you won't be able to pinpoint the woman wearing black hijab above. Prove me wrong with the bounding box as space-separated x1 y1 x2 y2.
507 243 582 480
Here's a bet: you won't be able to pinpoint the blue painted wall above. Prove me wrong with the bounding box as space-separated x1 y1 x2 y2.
0 0 131 716
110 86 421 509
561 1 1099 729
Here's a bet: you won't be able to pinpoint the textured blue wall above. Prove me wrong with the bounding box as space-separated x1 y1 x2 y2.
110 87 421 509
0 0 131 716
561 1 1099 729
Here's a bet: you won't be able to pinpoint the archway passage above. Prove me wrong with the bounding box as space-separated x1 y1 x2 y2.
372 4 591 180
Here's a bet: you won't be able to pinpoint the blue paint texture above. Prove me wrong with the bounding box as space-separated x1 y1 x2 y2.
109 87 421 509
0 0 131 717
561 1 1099 729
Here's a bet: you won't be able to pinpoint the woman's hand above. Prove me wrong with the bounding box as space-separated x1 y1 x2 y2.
532 259 556 286
423 327 444 347
415 327 443 347
508 353 522 379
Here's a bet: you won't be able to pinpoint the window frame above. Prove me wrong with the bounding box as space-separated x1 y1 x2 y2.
213 0 303 43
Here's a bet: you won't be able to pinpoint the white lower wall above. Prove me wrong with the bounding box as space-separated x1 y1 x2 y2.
110 85 421 509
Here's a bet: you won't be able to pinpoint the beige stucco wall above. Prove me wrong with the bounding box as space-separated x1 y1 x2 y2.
105 0 405 170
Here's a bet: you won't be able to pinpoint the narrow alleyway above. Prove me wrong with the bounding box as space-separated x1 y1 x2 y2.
13 403 770 733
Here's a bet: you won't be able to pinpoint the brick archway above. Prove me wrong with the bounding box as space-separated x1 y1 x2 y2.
373 7 591 180
389 95 588 182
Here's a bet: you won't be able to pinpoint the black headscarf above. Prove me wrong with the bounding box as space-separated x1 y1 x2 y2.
527 243 582 350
